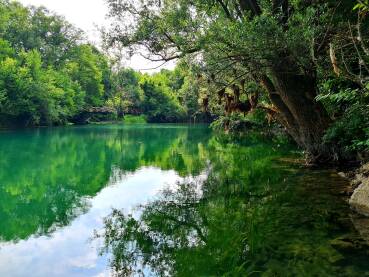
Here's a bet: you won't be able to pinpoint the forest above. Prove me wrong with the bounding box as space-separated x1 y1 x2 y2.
0 0 368 164
0 0 208 127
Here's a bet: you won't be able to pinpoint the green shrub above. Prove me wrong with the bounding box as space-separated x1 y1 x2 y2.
323 104 369 153
211 110 267 133
317 81 369 157
123 115 147 124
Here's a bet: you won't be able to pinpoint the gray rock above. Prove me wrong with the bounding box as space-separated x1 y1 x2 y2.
361 163 369 173
351 176 363 188
349 179 369 216
337 172 347 178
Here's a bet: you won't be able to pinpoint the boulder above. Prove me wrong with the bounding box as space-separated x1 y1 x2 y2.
349 178 369 216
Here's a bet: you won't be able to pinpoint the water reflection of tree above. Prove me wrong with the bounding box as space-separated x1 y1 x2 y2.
98 135 369 276
0 125 210 241
97 135 287 276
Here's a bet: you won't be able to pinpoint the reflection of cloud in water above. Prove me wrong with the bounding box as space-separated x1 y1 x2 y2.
0 167 194 277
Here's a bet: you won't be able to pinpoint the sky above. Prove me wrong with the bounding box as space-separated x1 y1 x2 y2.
17 0 175 72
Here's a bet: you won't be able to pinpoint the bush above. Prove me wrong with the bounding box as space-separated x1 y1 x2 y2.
211 110 267 133
323 104 369 154
123 115 147 124
317 81 369 158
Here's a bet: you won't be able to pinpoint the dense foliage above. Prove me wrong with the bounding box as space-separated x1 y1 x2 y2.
107 65 207 123
104 0 369 162
0 0 109 126
0 0 206 127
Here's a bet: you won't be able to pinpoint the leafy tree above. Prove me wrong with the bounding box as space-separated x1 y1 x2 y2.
0 1 83 66
104 0 362 162
0 1 120 126
0 38 14 60
0 50 46 125
140 73 186 122
0 49 85 125
65 44 105 108
108 68 144 116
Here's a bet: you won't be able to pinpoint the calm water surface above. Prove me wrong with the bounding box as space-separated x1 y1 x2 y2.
0 124 368 276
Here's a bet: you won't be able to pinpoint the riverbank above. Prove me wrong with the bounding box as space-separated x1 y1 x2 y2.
341 163 369 216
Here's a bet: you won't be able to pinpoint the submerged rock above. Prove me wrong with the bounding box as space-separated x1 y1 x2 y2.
351 213 369 245
330 236 357 253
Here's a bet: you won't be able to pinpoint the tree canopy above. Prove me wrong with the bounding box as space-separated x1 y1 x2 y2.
104 0 369 162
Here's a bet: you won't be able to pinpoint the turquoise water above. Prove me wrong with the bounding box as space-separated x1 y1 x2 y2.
0 124 368 276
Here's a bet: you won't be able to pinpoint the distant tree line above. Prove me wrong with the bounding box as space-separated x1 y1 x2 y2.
0 0 208 127
107 65 210 123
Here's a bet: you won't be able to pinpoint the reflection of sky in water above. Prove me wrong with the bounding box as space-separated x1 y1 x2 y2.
0 167 184 277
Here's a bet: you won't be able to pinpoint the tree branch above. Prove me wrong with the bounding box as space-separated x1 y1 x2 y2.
238 0 262 17
216 0 233 19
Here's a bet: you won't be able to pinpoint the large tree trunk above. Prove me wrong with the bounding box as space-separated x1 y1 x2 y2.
234 0 332 162
261 68 331 163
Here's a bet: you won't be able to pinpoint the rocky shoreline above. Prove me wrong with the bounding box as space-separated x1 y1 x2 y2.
340 163 369 216
334 163 369 246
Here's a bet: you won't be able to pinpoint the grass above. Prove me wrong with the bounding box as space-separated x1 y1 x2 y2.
122 115 147 124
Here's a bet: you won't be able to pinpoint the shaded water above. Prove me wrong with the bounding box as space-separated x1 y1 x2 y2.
0 124 368 276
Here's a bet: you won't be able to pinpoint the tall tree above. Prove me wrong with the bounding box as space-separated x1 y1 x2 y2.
65 44 104 108
104 0 355 161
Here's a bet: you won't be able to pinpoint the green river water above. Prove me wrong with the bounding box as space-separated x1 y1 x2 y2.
0 124 368 276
